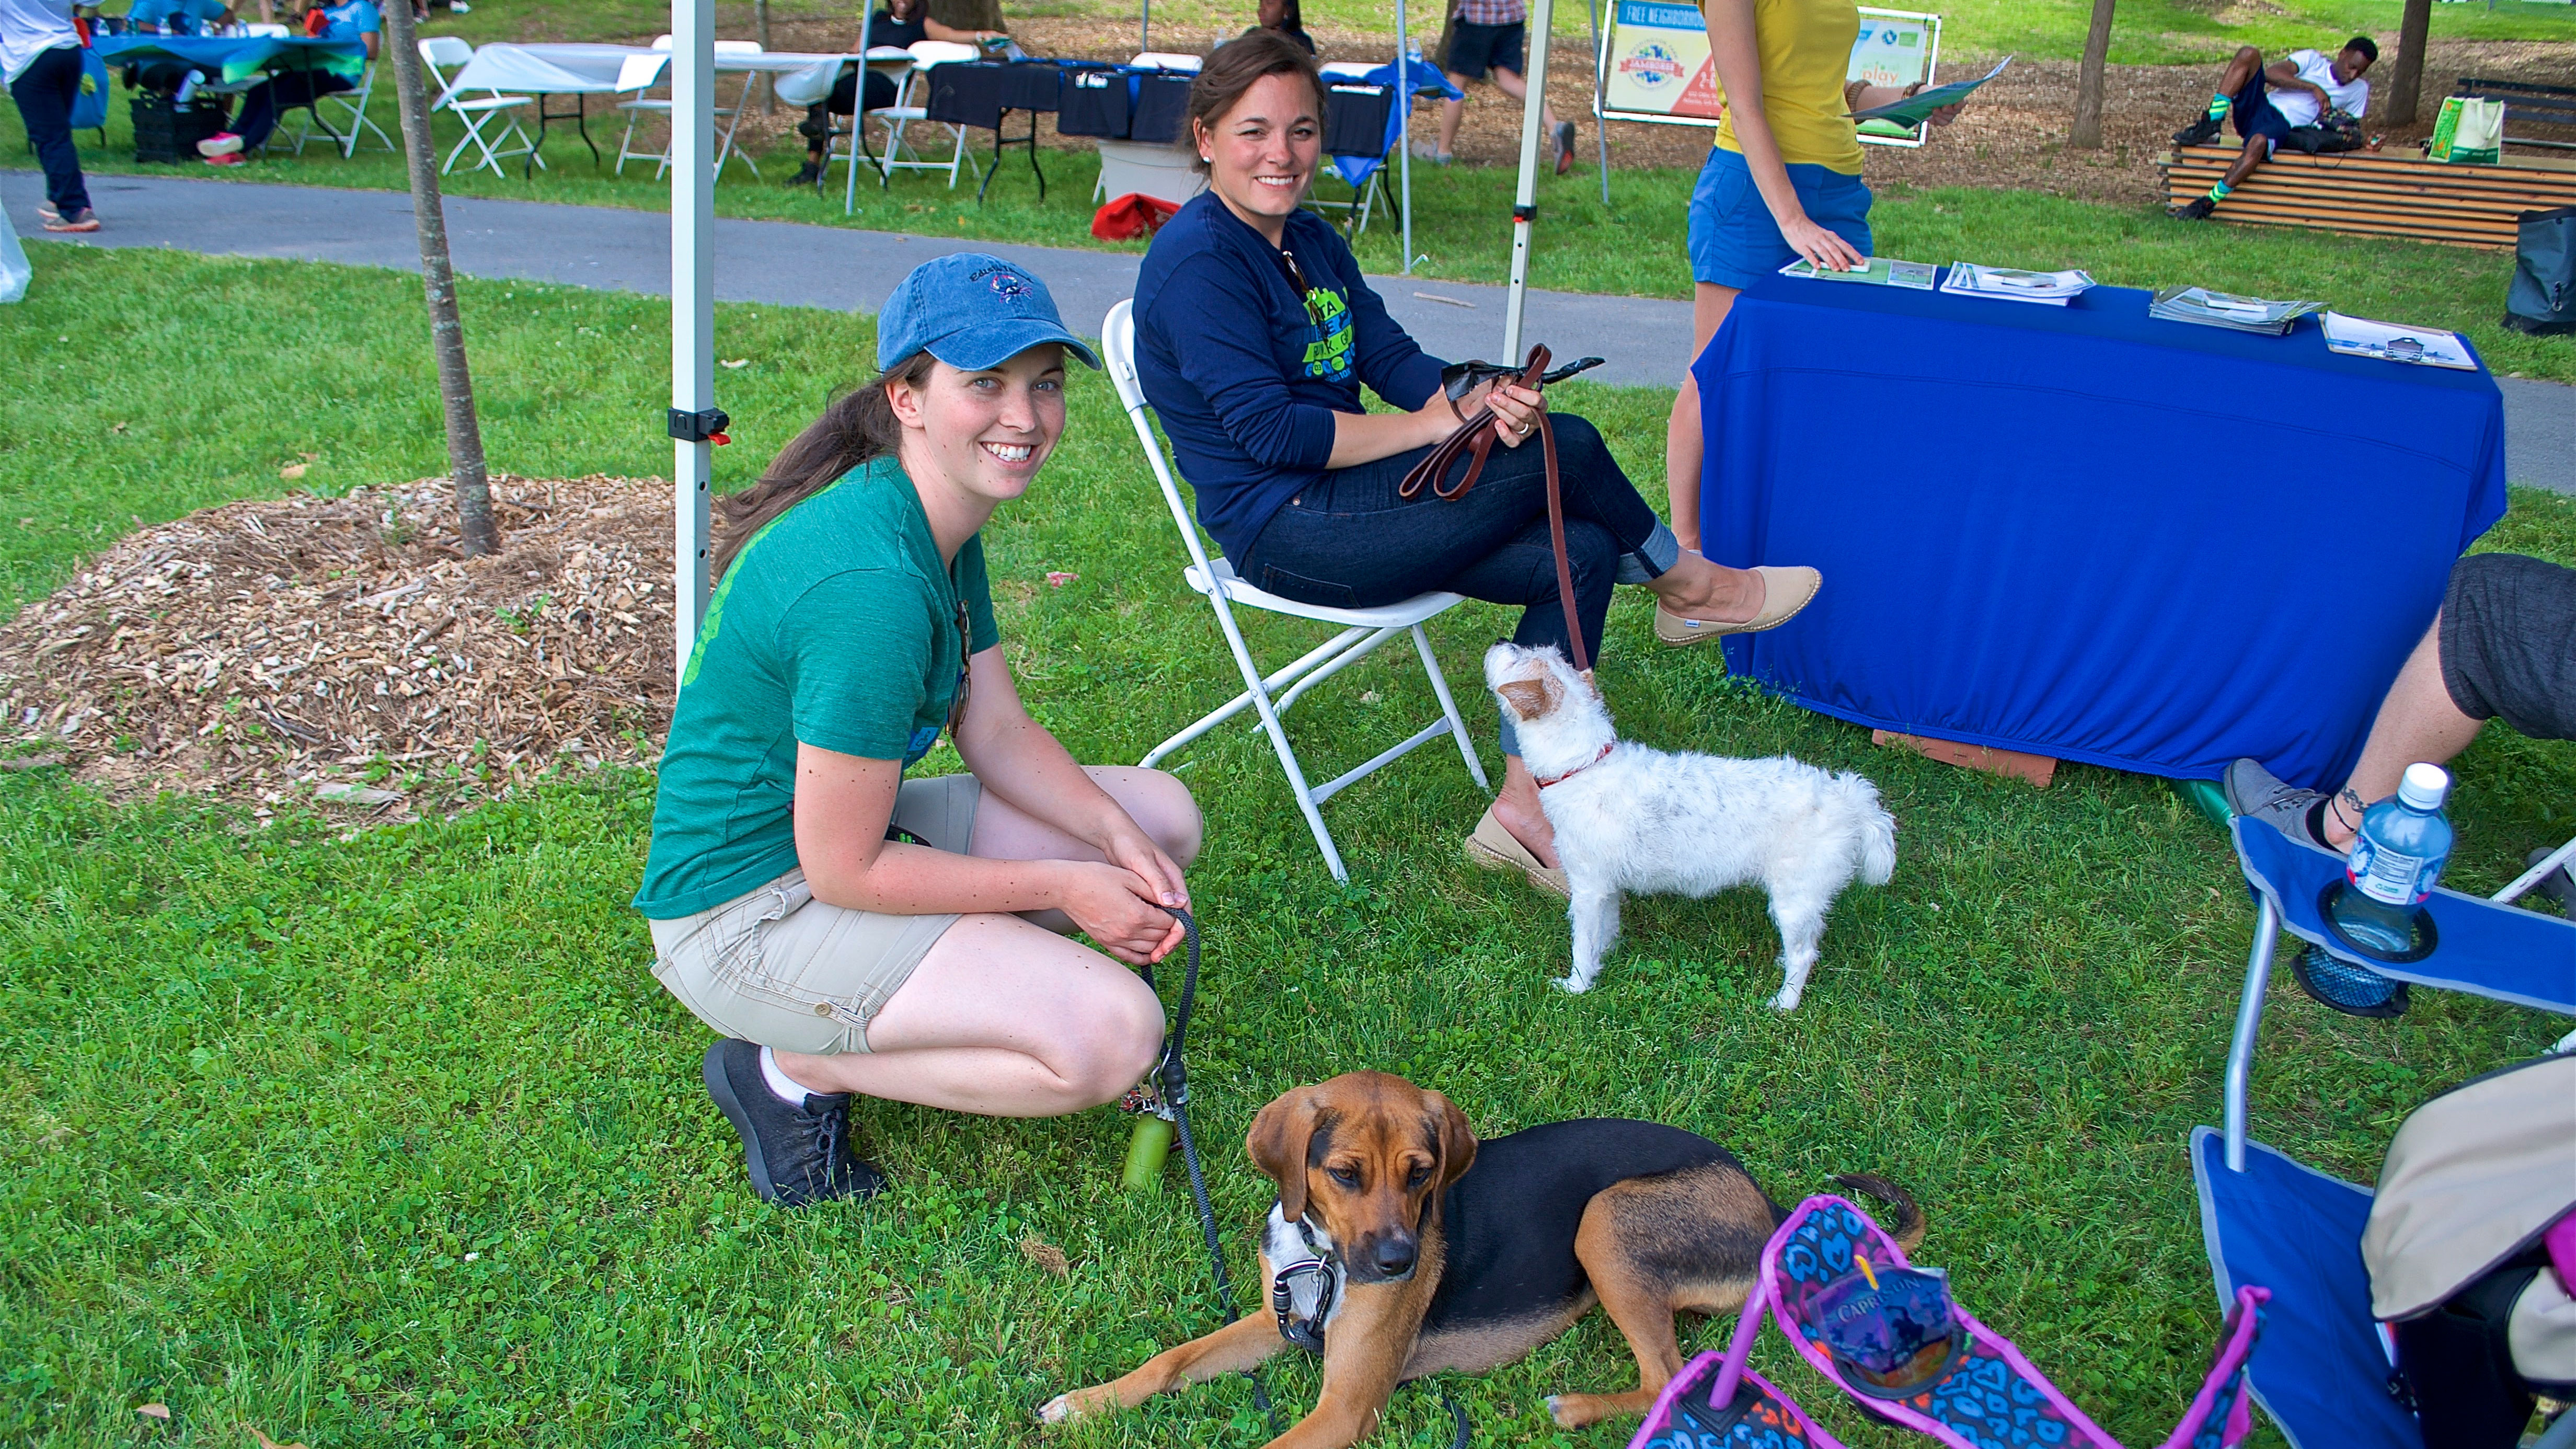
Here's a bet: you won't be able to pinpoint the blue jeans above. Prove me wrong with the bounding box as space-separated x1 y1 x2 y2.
1236 412 1678 753
8 44 90 216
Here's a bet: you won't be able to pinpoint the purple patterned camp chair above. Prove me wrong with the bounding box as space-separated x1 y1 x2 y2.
1632 1195 2269 1449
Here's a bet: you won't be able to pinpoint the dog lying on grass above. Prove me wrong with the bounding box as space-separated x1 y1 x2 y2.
1038 1071 1923 1447
1484 642 1898 1011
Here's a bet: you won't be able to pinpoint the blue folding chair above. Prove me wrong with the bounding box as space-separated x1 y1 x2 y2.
2197 816 2576 1448
1311 57 1459 239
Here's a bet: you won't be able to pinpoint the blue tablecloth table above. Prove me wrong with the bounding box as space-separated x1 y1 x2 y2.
1694 271 2507 788
96 33 367 83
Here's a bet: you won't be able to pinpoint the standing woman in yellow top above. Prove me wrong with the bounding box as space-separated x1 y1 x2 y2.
1659 0 1962 570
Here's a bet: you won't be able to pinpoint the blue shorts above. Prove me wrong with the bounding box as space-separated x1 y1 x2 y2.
1685 144 1873 291
2230 71 2292 148
1445 19 1525 80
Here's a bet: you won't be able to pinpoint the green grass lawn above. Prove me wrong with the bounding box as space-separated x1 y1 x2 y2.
4 244 2574 1448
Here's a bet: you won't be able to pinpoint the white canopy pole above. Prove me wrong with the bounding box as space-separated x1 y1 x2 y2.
1140 0 1148 54
1395 0 1412 275
1500 0 1555 359
671 0 716 679
1585 0 1608 204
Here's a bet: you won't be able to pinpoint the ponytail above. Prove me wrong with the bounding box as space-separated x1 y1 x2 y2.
711 351 939 583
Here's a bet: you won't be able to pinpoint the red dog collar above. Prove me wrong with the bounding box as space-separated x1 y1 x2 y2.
1535 743 1613 788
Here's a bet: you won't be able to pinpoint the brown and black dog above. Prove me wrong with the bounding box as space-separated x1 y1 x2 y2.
1039 1071 1923 1447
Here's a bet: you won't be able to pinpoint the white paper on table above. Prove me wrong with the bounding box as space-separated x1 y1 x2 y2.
2321 312 2477 370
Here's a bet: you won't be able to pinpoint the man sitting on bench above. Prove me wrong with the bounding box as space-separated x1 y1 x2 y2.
2168 36 2375 221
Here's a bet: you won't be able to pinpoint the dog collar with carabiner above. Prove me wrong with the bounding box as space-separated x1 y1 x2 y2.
1535 743 1614 788
1268 1217 1340 1356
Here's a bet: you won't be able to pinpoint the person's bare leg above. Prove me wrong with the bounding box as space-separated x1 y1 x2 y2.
1438 83 1468 155
777 914 1166 1117
1490 754 1559 867
2217 45 2263 97
772 765 1195 1114
1487 65 1560 136
2325 619 2483 850
2221 134 2270 190
1665 282 1740 554
963 765 1202 933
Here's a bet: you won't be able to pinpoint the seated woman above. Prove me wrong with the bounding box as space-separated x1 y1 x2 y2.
1257 0 1313 55
635 254 1203 1207
192 0 377 163
787 0 1002 187
1132 30 1819 892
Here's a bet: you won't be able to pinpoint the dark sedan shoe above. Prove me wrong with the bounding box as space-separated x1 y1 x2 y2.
2172 114 2225 147
702 1039 886 1206
1554 120 1577 175
2169 196 2216 221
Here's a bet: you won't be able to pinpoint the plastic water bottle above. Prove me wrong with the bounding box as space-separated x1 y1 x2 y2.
2329 762 2454 954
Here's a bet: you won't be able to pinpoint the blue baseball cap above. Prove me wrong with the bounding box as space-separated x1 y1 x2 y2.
876 252 1102 373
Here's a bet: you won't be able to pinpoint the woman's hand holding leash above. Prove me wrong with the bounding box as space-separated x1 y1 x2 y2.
1485 382 1547 450
1060 860 1189 965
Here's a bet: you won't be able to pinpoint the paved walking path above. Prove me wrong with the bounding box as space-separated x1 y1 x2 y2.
10 170 2572 493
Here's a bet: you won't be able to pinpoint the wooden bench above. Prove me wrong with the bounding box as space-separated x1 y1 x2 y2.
2160 140 2576 249
2456 76 2576 154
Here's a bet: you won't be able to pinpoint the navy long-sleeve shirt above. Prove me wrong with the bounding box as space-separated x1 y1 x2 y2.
1132 192 1449 561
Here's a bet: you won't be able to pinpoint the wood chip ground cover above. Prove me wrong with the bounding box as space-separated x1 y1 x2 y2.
0 476 680 820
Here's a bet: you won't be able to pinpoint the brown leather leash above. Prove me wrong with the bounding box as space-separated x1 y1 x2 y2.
1398 343 1593 674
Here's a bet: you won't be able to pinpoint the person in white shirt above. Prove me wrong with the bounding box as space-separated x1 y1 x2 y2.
2169 35 2376 221
2 0 96 231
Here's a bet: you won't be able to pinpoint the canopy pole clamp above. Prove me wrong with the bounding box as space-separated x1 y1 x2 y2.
1512 202 1536 222
669 406 731 446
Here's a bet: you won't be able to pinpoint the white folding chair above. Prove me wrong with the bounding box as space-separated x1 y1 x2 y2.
709 39 765 180
816 48 915 209
612 49 672 176
868 39 982 189
286 57 395 157
1101 300 1490 882
419 36 537 177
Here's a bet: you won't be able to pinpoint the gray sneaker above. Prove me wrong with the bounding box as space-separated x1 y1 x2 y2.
2526 846 2576 913
2223 758 2328 848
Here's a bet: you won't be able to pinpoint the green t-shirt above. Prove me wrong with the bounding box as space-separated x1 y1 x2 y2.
633 455 1000 919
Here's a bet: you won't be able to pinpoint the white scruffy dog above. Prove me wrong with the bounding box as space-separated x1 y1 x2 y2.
1484 642 1897 1011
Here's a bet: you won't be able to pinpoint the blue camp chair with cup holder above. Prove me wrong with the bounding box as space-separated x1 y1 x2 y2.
2191 814 2576 1449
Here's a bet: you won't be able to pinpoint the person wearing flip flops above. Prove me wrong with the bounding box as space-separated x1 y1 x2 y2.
3 0 98 231
635 255 1205 1208
2228 553 2576 1009
1132 33 1820 898
1661 0 1966 587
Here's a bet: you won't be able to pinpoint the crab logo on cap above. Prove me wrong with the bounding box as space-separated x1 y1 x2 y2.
974 265 1034 302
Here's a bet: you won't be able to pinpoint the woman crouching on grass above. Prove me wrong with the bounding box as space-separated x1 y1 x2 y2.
634 253 1202 1208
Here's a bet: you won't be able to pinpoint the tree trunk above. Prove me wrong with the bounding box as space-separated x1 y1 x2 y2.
2069 0 2117 149
383 0 499 557
2384 0 2433 126
927 0 1003 33
755 0 774 115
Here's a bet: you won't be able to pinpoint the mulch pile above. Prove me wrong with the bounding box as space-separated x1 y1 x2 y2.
0 476 686 820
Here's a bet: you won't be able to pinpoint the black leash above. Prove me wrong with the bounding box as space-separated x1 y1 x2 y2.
1141 908 1469 1448
1142 907 1282 1434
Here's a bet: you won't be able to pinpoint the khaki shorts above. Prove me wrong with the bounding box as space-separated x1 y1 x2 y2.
647 774 982 1055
